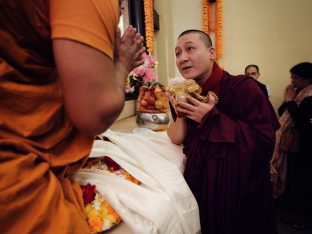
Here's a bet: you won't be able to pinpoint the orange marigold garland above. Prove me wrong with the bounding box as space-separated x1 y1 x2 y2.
215 0 223 61
207 1 214 33
202 0 209 33
81 157 140 232
144 0 154 55
202 0 223 62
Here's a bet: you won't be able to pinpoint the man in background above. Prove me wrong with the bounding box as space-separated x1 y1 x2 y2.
245 64 272 97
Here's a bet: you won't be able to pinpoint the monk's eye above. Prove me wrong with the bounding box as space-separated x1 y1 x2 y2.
186 47 195 53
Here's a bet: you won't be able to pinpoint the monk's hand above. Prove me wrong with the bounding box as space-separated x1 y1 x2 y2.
115 25 145 72
175 95 215 123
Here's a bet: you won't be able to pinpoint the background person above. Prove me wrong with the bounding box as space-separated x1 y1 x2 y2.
0 1 145 233
245 64 272 97
167 29 279 234
271 62 312 230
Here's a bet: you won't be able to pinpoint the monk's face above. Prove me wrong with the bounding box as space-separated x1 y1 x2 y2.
175 33 215 85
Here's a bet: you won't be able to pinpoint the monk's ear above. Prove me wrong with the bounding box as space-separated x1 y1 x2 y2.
208 47 216 60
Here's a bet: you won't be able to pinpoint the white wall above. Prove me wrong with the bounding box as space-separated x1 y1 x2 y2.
155 0 202 81
222 0 312 109
154 0 312 111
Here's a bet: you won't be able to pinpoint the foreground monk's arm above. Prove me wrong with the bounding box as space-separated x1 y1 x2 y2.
53 35 143 136
167 117 187 145
50 0 145 137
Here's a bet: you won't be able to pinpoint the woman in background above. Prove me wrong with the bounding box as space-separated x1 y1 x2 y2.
271 62 312 230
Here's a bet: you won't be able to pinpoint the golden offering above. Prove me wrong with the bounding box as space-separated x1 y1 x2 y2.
166 77 218 108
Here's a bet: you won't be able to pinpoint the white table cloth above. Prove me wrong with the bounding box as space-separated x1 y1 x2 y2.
73 128 200 234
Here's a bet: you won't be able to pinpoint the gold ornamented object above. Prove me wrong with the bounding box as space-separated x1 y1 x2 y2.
166 78 219 107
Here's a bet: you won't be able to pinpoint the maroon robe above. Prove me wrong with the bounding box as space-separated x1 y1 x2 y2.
183 65 280 234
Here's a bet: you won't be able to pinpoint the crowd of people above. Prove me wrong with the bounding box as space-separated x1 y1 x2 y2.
1 1 311 234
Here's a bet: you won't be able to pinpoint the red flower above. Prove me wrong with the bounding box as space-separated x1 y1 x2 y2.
102 156 121 171
81 183 96 205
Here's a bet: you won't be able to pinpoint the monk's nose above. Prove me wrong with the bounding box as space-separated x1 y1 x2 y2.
179 52 189 65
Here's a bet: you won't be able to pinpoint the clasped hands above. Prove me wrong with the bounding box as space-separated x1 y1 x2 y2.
284 84 298 102
175 93 217 123
115 25 146 72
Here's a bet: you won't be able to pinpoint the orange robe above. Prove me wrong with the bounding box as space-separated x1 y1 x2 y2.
0 0 119 233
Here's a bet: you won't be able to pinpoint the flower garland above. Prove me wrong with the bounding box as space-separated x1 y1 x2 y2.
208 1 214 32
215 0 223 61
202 0 209 33
202 0 223 62
80 183 121 233
144 0 154 55
80 156 140 232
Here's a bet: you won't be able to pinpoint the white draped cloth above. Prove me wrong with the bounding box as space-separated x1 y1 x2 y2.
73 128 200 234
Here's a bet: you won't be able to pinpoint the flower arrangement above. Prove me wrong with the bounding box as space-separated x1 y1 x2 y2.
125 53 168 113
84 156 140 185
81 157 140 233
82 184 121 233
125 52 158 93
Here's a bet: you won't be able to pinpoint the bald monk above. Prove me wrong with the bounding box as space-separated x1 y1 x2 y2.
167 29 280 234
0 0 144 233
